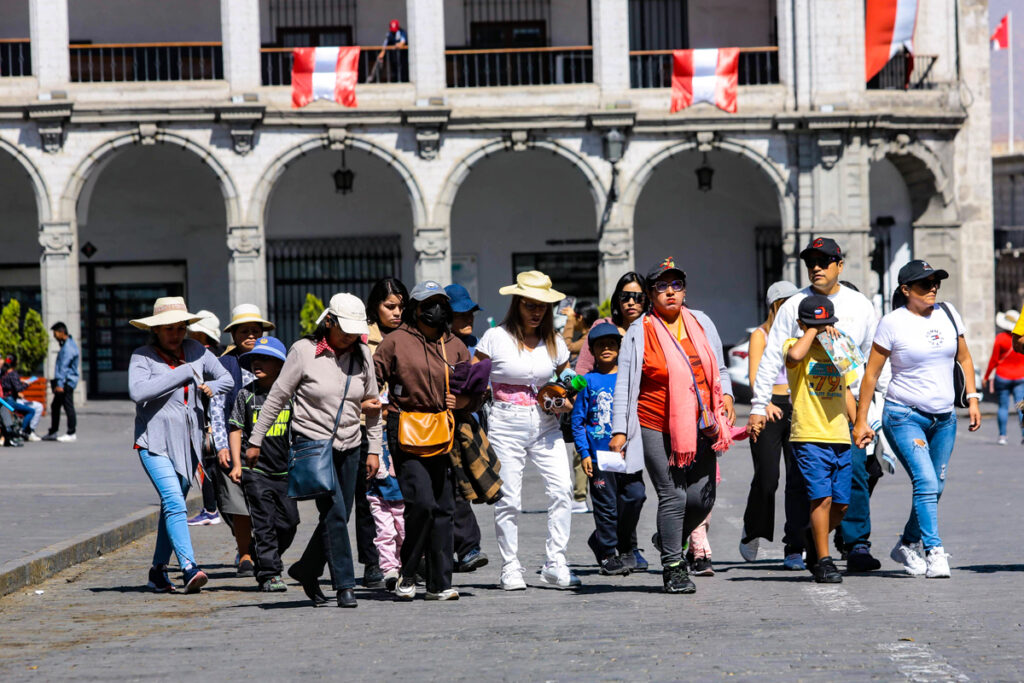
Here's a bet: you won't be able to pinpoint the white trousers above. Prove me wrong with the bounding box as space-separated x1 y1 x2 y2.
488 402 573 567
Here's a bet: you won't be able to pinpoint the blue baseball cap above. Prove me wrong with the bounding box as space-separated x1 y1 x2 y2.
444 283 481 313
239 336 287 370
587 322 621 348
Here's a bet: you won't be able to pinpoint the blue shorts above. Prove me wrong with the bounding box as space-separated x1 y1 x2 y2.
791 442 852 504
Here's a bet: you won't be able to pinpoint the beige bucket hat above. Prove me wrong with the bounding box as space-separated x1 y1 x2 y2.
223 304 276 332
499 270 565 304
996 309 1019 332
130 297 202 330
188 310 222 341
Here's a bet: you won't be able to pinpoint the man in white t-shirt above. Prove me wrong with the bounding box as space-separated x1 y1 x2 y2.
748 237 886 572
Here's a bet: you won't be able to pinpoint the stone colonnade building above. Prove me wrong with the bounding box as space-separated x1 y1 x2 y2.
0 0 994 397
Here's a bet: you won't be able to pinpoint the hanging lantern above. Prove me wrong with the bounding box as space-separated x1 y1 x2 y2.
695 152 713 192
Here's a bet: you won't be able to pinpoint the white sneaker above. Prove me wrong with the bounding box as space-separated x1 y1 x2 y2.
56 434 77 443
499 562 527 591
425 588 460 601
26 432 41 442
571 500 590 514
783 553 806 570
925 546 951 578
394 577 417 599
998 435 1008 445
739 536 759 562
538 562 581 589
890 538 927 576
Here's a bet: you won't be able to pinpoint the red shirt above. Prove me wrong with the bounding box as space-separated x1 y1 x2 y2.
637 317 712 433
985 331 1024 381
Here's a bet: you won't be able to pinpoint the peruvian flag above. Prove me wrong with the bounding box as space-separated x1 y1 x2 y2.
291 46 360 108
670 48 739 114
992 14 1010 50
865 0 918 82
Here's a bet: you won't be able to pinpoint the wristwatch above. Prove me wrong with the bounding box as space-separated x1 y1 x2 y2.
965 392 983 401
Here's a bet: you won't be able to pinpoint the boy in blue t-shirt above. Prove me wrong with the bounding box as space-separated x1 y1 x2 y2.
571 323 647 576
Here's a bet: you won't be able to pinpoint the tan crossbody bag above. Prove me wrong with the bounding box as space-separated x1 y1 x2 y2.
397 339 455 457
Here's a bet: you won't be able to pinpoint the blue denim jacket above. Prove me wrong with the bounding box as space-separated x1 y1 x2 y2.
54 336 80 390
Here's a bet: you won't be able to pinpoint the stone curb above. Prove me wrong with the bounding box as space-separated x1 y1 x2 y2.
0 495 202 598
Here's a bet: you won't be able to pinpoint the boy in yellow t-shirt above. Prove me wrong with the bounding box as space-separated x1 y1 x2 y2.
784 295 873 584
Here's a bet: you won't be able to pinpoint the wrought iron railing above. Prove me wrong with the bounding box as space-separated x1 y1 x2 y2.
629 46 779 88
0 39 31 77
69 42 223 82
445 46 592 87
260 45 409 86
867 52 938 90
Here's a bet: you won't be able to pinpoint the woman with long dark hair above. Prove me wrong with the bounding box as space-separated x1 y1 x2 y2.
476 271 580 591
575 272 647 375
247 293 381 608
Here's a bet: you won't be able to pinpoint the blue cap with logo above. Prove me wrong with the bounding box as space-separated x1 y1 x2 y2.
239 336 288 370
444 283 481 313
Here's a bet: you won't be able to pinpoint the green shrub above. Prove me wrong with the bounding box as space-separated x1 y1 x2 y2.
20 308 48 374
299 293 325 337
0 300 20 362
598 298 612 320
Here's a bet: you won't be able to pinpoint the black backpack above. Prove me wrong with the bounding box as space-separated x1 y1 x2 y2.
0 406 23 446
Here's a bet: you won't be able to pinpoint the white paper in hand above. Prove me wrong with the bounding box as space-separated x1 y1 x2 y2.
596 450 628 474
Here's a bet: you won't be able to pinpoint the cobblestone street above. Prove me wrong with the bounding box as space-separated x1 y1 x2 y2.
1 414 1021 681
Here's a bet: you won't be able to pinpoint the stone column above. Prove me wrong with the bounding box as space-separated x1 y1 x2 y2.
29 0 70 90
39 221 80 400
221 0 262 93
413 226 450 285
598 198 634 302
591 0 630 102
227 225 267 313
406 0 446 102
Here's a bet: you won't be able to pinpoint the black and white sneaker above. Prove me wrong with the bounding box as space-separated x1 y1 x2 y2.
599 554 630 576
689 556 715 577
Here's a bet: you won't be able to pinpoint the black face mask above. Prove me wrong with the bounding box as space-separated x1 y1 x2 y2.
418 303 447 328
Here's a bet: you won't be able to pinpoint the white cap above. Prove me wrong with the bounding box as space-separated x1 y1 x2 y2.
316 293 371 336
765 280 800 306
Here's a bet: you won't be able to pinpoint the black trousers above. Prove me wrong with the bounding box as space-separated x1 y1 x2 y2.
354 427 380 567
241 471 299 582
452 482 482 560
49 382 76 435
588 466 647 561
742 396 809 553
295 444 359 591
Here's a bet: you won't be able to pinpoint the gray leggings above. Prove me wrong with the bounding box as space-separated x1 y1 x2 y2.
642 427 717 565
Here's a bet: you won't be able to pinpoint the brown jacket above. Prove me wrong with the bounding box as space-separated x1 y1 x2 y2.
374 323 470 413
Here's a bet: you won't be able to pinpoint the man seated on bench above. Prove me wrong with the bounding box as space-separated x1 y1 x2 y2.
1 355 43 442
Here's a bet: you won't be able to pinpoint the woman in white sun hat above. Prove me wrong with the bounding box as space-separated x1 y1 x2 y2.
984 309 1024 445
475 271 581 591
186 310 225 527
128 297 233 594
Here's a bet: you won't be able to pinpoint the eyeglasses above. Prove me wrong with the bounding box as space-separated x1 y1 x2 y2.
803 256 839 270
520 300 548 312
911 278 941 292
617 291 645 304
543 396 567 411
652 280 684 293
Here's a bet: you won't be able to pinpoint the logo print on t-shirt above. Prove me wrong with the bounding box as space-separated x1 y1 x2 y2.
927 329 944 348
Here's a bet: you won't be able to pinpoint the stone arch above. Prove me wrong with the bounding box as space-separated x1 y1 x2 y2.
870 137 956 224
0 136 51 223
61 129 241 227
249 133 428 229
433 138 607 231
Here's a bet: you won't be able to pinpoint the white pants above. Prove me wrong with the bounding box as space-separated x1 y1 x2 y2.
488 402 573 567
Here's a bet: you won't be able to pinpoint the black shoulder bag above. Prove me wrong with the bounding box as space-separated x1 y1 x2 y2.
937 303 968 409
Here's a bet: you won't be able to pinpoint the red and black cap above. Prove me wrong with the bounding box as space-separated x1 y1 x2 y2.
799 237 843 261
645 256 686 285
797 295 838 326
897 259 949 286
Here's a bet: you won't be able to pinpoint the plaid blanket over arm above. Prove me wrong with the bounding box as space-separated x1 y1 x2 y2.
449 412 503 504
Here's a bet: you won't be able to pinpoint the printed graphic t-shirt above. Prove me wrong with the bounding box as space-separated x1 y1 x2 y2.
784 338 850 444
229 382 292 476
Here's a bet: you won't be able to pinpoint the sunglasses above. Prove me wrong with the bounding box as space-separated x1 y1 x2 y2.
910 278 941 291
520 300 548 312
652 280 684 293
543 396 568 411
617 291 645 304
803 256 840 270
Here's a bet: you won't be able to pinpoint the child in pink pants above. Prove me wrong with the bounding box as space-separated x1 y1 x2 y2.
367 441 405 590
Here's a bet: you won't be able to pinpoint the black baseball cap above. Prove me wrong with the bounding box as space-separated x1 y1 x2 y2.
799 237 843 261
897 259 949 286
797 295 838 326
645 257 686 284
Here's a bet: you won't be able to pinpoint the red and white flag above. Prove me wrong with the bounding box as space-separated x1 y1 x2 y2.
670 48 739 114
291 46 360 109
865 0 918 81
992 14 1010 50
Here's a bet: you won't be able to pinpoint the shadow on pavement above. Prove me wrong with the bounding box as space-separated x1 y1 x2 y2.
957 564 1024 573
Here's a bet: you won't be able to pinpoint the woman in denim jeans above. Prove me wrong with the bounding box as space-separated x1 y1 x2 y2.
983 310 1024 445
128 297 232 594
853 260 981 579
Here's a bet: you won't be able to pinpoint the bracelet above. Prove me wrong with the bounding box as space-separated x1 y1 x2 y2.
966 392 982 401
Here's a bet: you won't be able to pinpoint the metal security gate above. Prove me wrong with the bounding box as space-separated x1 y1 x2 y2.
267 236 402 345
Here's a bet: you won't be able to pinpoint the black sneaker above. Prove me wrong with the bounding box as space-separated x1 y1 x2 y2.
803 528 819 575
813 556 843 583
236 559 255 578
147 564 177 593
456 548 489 573
846 544 882 572
599 554 630 576
662 561 696 594
362 563 385 589
690 556 715 577
41 432 58 442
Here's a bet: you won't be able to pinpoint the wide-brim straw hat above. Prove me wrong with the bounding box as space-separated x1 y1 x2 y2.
188 310 221 341
223 304 276 332
130 297 202 331
499 270 565 304
996 309 1019 332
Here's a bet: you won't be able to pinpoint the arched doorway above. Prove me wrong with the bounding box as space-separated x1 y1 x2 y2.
0 151 43 319
869 158 914 313
263 146 415 345
632 148 782 344
449 149 599 327
77 144 229 396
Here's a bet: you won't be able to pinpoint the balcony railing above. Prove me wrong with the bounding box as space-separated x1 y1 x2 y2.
0 39 31 77
69 42 223 82
445 46 592 88
261 45 409 86
629 46 779 89
867 52 938 90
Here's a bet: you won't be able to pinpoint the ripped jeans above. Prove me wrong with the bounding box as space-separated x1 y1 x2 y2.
881 401 957 550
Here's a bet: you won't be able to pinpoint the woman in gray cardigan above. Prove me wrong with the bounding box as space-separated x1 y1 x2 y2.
129 298 232 594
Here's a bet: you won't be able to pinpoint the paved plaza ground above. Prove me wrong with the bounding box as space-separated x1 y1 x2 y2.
1 405 1022 680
